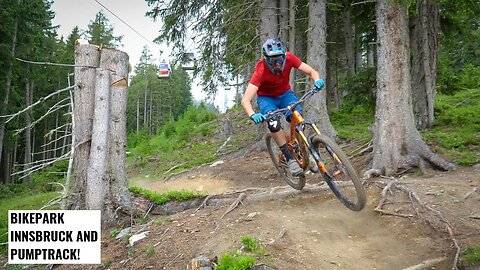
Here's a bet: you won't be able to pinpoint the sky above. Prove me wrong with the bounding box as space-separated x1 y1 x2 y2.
51 0 235 112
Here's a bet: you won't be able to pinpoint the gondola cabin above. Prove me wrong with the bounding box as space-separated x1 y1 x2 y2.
181 52 196 71
157 63 171 78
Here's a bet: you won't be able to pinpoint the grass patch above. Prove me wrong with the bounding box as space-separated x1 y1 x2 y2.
0 191 58 254
216 236 267 270
422 89 480 165
129 186 206 205
144 246 155 257
330 105 374 142
461 245 480 266
127 104 221 175
216 253 256 270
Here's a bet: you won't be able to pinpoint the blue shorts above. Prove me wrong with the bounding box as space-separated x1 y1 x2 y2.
257 90 302 121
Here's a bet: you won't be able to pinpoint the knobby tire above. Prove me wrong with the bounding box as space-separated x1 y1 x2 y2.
311 134 366 211
266 133 306 190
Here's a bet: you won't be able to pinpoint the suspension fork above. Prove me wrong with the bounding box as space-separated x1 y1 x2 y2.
296 127 329 176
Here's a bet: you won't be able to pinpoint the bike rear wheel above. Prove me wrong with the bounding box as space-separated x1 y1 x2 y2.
311 134 366 211
266 133 306 190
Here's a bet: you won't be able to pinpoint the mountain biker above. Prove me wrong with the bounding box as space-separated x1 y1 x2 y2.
241 37 325 177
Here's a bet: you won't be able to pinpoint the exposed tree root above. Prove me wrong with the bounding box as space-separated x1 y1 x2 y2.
220 193 246 219
135 182 345 218
373 177 460 270
464 187 478 200
402 257 447 270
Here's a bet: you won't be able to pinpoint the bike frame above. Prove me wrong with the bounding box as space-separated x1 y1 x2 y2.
286 106 330 175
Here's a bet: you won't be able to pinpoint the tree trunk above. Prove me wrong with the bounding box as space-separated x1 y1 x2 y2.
367 42 375 67
1 149 12 184
260 0 278 41
54 110 59 159
61 89 75 210
86 69 111 210
305 0 337 140
73 42 100 209
279 0 289 42
42 121 47 162
143 85 148 128
136 96 140 133
372 0 455 176
23 78 32 183
355 31 363 71
326 10 340 112
99 48 132 222
289 0 296 92
0 7 19 166
342 5 355 76
410 0 439 129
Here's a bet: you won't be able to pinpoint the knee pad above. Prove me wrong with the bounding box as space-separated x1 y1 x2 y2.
267 116 281 132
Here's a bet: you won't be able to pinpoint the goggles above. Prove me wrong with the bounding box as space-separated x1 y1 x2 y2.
266 55 285 67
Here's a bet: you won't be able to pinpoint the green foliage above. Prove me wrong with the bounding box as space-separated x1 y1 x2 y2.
103 260 113 267
126 55 193 135
128 186 206 205
339 67 377 112
145 0 259 96
110 228 120 238
85 10 123 47
216 236 268 270
330 105 374 142
241 236 265 255
0 192 58 254
128 103 218 170
144 246 155 257
216 253 256 270
461 245 480 266
127 127 153 149
437 0 480 94
0 160 67 200
422 89 480 165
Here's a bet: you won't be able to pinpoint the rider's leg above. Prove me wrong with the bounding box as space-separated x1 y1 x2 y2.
280 90 303 121
259 92 303 176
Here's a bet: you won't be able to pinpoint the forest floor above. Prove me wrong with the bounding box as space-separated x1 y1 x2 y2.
56 149 479 270
3 108 479 270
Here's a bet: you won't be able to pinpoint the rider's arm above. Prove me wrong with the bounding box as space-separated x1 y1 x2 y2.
241 83 259 117
297 62 320 82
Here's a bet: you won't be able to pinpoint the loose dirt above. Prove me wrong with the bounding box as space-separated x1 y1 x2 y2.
59 151 480 270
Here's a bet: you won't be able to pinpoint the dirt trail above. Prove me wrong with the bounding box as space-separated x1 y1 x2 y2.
97 151 479 270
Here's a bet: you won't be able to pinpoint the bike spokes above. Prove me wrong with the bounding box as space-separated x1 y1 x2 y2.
266 133 306 190
311 135 366 211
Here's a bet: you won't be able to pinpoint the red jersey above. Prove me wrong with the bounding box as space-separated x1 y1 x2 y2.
249 52 302 97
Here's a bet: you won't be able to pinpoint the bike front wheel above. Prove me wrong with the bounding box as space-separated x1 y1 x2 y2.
266 133 306 190
311 134 366 211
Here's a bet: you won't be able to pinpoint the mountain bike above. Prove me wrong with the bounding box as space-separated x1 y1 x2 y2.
264 88 366 211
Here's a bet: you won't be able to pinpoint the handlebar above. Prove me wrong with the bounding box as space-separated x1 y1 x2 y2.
263 87 321 119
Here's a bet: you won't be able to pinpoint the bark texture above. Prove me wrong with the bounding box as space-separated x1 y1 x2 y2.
373 0 455 176
278 0 289 42
100 48 132 220
86 69 111 210
73 43 131 225
305 0 337 140
410 0 439 129
288 0 296 92
73 42 100 209
342 5 355 76
259 0 278 40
